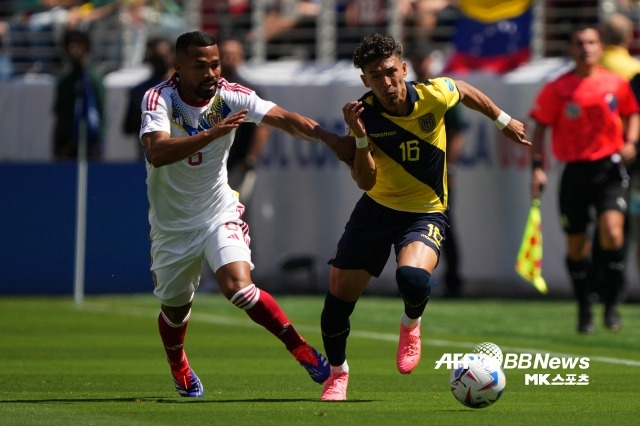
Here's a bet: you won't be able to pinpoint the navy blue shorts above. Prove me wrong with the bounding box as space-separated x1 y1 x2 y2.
328 193 449 277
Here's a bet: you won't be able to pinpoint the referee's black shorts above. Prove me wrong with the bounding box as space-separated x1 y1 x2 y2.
559 155 629 234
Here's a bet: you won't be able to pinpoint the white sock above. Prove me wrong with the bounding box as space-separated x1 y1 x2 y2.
331 360 349 375
401 313 421 328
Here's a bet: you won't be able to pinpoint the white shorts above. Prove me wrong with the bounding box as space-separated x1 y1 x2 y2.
150 210 254 306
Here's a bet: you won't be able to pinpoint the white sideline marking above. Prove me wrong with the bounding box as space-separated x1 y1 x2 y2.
83 302 640 368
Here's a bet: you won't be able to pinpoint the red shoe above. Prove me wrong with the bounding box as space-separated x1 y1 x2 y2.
292 344 330 383
172 366 204 397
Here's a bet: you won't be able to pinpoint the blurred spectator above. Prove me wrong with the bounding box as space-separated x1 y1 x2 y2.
343 0 386 28
336 0 387 60
219 38 271 206
208 0 252 41
122 36 174 160
66 1 118 30
0 0 13 79
403 0 452 72
3 0 118 76
246 0 320 60
444 0 534 74
405 0 449 41
599 12 640 307
600 12 640 83
408 42 468 297
52 29 105 160
7 0 79 75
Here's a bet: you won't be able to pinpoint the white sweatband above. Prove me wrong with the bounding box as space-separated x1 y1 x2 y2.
494 111 511 130
355 136 369 149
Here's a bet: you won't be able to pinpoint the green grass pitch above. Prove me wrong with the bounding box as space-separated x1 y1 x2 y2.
1 294 639 425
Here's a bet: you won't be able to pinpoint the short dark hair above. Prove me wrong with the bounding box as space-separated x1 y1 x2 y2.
176 31 217 56
353 33 402 70
62 29 91 52
569 24 601 44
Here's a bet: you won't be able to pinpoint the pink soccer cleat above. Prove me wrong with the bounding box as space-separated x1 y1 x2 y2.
396 322 421 374
321 372 349 401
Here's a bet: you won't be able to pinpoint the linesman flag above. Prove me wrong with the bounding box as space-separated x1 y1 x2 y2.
515 198 548 294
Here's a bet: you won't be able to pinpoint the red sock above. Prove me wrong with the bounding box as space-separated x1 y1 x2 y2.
158 311 189 371
231 284 305 352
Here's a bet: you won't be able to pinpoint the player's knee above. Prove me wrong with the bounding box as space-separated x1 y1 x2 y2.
396 266 431 305
161 299 193 324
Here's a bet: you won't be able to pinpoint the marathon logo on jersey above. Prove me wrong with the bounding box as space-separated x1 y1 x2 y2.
205 95 224 127
418 113 436 133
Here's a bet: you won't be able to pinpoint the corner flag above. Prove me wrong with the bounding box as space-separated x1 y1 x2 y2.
515 198 548 294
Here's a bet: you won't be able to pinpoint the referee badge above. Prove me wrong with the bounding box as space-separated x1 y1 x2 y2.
565 102 581 120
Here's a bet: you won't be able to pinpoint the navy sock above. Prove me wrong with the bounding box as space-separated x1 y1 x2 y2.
320 292 356 367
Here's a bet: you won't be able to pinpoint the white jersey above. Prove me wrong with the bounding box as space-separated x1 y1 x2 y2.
140 74 276 234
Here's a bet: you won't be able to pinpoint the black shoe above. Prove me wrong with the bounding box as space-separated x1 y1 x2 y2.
578 318 595 334
578 306 595 334
604 308 622 331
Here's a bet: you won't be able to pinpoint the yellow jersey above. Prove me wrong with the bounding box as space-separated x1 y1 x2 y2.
357 78 460 213
600 45 640 81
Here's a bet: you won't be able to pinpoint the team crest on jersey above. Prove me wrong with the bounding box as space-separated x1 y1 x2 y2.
419 113 436 133
205 95 224 127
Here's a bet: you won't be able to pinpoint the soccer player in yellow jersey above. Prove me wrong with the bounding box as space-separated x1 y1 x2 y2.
320 33 530 401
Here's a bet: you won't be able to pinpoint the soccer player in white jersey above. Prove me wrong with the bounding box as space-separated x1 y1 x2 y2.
140 31 354 397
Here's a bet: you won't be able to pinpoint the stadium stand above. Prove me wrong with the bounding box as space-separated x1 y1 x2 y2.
1 0 635 78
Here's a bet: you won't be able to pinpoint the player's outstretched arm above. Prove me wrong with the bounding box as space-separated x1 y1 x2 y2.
261 105 356 163
455 79 531 147
143 109 248 167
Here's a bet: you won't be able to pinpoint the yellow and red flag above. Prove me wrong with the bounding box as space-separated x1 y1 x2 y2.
515 198 548 294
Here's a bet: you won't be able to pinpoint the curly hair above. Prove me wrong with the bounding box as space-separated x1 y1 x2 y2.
352 33 402 70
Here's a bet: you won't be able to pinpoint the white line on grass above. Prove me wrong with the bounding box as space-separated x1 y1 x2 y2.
83 302 640 368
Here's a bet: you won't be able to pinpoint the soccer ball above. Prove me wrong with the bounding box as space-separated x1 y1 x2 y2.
473 341 504 366
449 353 506 409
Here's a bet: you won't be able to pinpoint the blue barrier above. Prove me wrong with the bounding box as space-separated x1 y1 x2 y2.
0 163 151 295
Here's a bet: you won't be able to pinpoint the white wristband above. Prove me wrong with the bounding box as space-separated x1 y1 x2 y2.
355 136 369 149
494 111 511 130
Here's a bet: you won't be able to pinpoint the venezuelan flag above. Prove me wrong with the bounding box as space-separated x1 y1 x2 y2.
445 0 533 74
